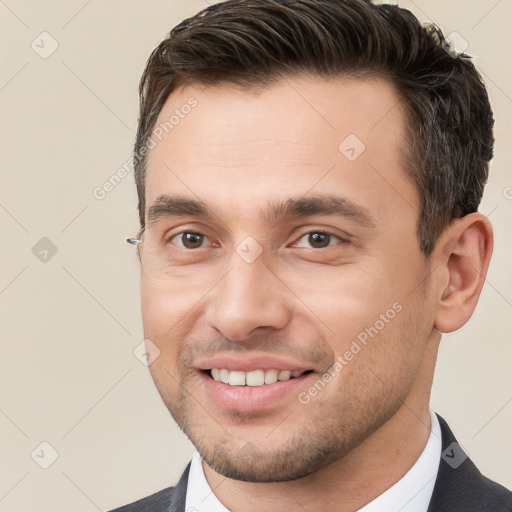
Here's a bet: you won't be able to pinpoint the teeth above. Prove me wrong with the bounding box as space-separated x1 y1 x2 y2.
278 370 291 381
219 369 230 384
264 369 278 384
246 369 265 387
228 371 246 386
210 368 304 386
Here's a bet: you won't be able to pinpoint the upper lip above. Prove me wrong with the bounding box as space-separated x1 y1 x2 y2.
195 353 316 373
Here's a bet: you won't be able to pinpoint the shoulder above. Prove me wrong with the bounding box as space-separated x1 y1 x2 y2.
428 415 512 512
108 462 191 512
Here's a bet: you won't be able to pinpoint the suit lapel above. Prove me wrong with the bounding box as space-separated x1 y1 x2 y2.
168 462 191 512
427 415 500 512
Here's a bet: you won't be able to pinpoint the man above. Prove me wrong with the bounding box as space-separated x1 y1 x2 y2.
111 0 512 510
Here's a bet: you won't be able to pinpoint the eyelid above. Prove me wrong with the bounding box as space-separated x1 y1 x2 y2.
156 218 225 241
289 227 351 247
168 229 218 249
161 222 214 241
161 224 351 250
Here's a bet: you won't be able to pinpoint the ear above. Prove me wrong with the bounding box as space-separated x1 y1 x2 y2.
433 213 493 333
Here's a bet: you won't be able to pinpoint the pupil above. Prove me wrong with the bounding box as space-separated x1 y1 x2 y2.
309 232 330 248
183 232 203 249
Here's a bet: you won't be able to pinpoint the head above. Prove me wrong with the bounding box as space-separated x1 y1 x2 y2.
132 0 494 482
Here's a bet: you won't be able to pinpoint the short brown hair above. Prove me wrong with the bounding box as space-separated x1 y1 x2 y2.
134 0 494 255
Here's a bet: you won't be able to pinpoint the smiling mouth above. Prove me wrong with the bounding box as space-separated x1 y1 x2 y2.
207 368 314 386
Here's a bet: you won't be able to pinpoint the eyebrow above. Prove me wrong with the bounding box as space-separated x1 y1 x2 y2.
147 194 376 228
265 196 376 228
148 196 210 224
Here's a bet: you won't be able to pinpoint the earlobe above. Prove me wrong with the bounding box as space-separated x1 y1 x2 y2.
434 213 493 333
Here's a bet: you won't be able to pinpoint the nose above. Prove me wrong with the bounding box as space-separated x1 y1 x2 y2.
206 251 291 342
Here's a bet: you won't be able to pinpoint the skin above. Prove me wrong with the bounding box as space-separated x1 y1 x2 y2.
140 74 493 512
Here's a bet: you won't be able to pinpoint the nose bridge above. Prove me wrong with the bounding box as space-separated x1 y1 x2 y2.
207 248 289 340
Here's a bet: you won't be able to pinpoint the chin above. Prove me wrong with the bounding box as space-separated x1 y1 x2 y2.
188 426 350 483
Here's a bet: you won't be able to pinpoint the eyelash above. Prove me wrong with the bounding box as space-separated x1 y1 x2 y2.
292 230 345 249
167 229 347 250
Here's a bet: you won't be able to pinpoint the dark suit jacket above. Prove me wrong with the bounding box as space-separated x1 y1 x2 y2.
109 415 512 512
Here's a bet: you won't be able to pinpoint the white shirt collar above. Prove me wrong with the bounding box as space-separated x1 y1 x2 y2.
185 451 229 512
185 409 441 512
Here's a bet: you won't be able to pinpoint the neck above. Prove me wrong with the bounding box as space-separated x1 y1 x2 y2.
203 333 440 512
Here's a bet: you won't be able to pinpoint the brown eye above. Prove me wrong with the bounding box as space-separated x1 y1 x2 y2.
308 232 331 248
171 231 207 249
293 231 341 249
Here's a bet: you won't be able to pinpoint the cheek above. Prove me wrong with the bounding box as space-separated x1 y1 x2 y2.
286 266 400 337
140 275 205 337
141 281 190 405
141 281 167 338
140 279 191 373
290 258 427 361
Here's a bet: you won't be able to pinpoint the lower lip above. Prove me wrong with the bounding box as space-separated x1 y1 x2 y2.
200 371 312 413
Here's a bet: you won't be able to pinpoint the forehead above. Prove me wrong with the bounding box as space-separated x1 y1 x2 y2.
144 74 417 226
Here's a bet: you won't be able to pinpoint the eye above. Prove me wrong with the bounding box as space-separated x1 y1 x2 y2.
292 231 343 249
170 231 211 249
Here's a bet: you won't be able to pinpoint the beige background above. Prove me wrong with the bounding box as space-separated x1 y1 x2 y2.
0 1 511 510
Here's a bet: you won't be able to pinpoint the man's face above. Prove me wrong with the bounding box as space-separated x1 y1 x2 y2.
140 75 437 482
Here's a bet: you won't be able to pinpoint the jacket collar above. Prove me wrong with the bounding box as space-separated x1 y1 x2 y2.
168 461 191 512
